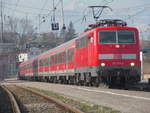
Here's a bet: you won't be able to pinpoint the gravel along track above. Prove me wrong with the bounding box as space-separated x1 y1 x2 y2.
0 86 14 113
6 85 74 113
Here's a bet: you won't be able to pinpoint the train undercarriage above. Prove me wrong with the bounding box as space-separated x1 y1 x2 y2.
19 66 141 88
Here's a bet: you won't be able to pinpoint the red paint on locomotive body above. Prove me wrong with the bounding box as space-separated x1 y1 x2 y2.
19 25 141 86
96 26 141 67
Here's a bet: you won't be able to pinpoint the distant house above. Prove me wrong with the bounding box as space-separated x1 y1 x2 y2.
0 43 18 79
18 53 28 62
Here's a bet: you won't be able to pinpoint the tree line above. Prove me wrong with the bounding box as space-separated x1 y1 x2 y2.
1 16 77 53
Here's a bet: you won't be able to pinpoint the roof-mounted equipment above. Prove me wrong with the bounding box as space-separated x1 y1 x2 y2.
88 19 127 29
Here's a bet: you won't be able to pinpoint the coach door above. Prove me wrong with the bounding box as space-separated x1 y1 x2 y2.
87 33 94 66
33 59 38 76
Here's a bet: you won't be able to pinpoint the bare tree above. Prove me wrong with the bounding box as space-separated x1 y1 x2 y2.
18 18 34 37
6 17 18 33
3 16 35 52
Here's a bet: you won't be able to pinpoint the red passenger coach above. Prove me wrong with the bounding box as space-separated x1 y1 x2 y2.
19 19 141 87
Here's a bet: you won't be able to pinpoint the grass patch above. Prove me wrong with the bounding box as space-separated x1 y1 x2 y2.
27 86 120 113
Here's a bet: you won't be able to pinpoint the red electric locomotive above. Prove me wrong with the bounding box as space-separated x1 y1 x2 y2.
19 19 141 87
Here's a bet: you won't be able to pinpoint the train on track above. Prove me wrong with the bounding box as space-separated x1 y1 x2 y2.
18 19 141 87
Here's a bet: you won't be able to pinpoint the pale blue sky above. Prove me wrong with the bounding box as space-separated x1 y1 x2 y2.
3 0 150 38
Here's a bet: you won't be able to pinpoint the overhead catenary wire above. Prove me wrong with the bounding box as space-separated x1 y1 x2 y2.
4 6 48 15
115 2 150 11
126 7 149 22
34 0 63 31
3 1 50 11
39 0 49 14
72 1 150 33
11 0 20 17
37 0 49 33
30 0 150 33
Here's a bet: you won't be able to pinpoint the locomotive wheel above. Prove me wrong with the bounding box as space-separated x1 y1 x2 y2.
90 77 100 87
95 77 100 87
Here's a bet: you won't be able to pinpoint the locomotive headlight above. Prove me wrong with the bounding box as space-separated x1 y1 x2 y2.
101 63 105 67
115 44 120 48
130 62 135 66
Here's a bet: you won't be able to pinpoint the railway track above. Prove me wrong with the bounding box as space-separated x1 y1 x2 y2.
0 85 21 113
4 85 84 113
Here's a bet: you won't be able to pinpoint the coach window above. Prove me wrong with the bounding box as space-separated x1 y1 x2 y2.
59 53 62 64
57 54 59 64
54 55 57 65
76 36 88 49
76 39 80 49
39 60 42 66
53 55 55 65
59 53 63 64
67 49 74 62
47 58 49 66
50 56 52 65
82 36 88 48
44 58 46 66
50 56 53 65
62 51 66 63
27 64 29 70
40 60 42 66
26 65 27 70
24 65 26 70
45 58 49 66
29 64 31 69
56 54 59 64
67 49 71 62
41 59 43 67
49 56 51 65
26 65 28 70
42 59 45 66
51 56 54 65
42 59 44 67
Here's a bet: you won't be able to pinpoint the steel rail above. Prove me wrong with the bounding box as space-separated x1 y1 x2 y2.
15 85 84 113
1 85 21 113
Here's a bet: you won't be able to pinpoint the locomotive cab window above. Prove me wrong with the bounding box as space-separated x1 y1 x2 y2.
118 30 135 44
99 31 116 44
99 30 135 44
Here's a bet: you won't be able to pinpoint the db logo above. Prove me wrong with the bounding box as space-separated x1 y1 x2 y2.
112 62 124 65
114 54 122 59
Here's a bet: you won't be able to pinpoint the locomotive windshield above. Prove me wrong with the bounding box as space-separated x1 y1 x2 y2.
99 30 135 44
99 31 116 44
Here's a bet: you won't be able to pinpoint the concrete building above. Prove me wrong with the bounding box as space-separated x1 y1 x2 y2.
0 43 18 80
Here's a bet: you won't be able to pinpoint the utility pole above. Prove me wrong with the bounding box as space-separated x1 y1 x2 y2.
0 0 3 43
52 0 55 23
38 14 41 33
61 0 66 29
